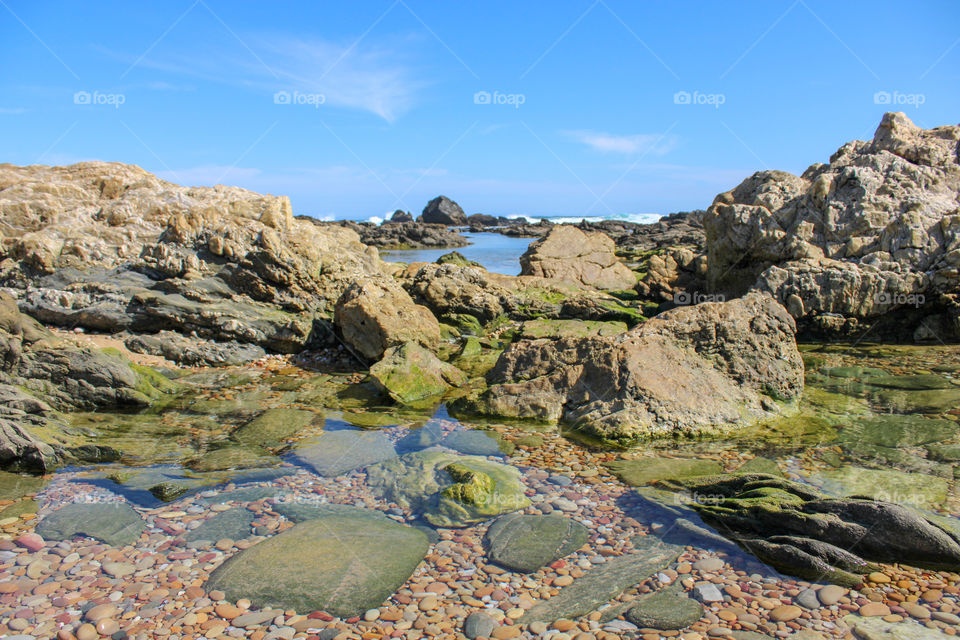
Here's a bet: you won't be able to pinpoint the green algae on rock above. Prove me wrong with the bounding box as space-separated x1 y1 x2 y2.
655 474 960 585
369 342 468 405
204 515 429 617
365 450 530 527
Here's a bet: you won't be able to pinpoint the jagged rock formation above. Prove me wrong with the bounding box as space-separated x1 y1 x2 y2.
464 292 803 444
520 226 637 291
0 161 384 354
315 219 469 249
699 112 960 340
420 195 468 226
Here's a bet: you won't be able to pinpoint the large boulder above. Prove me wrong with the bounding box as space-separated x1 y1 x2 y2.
468 292 803 444
520 226 636 290
334 279 441 361
205 515 429 617
701 112 960 340
421 195 467 226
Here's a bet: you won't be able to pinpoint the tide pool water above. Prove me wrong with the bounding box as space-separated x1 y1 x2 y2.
380 231 534 275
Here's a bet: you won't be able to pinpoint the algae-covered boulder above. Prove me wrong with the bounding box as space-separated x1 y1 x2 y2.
205 515 428 617
369 342 467 405
365 450 530 527
484 513 589 572
656 474 960 586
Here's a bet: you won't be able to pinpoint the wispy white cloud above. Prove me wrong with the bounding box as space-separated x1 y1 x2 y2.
564 130 678 155
107 32 425 122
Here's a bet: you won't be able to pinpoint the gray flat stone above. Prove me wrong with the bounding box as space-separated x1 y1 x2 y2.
485 513 588 573
183 508 254 542
519 542 682 623
293 430 396 477
36 502 146 546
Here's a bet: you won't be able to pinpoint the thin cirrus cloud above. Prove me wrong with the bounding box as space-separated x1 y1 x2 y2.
116 34 424 123
564 130 678 155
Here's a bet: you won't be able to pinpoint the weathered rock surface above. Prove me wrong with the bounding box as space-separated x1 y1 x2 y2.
125 331 266 367
421 195 467 226
334 279 442 361
402 262 642 327
484 513 589 572
369 342 467 405
625 583 704 630
205 515 429 617
700 113 960 340
520 226 636 290
658 474 960 586
468 292 803 443
0 161 385 353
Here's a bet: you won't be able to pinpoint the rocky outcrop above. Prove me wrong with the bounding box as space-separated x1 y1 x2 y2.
0 161 385 353
0 294 176 470
334 279 442 361
318 219 469 249
387 209 414 223
700 113 960 340
656 474 960 585
465 292 803 444
124 331 266 367
403 263 643 327
421 195 467 226
520 226 636 290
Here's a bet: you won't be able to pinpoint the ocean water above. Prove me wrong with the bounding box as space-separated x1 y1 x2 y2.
378 212 663 275
380 232 535 276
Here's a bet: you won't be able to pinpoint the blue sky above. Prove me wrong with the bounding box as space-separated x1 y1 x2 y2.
2 1 958 220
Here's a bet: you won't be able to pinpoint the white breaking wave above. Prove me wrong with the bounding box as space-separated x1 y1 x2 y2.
508 212 662 225
357 212 663 225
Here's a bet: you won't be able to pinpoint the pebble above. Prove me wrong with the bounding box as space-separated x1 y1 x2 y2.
693 583 725 603
769 605 803 622
817 585 847 606
859 602 891 617
796 588 820 609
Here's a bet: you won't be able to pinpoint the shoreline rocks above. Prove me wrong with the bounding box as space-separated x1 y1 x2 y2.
520 226 636 291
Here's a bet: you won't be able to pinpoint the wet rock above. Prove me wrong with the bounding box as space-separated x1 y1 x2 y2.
293 430 396 477
366 450 529 527
273 502 390 524
463 611 497 639
232 407 320 448
369 342 467 405
842 614 949 640
605 457 722 486
518 318 628 340
443 429 506 456
205 514 429 617
331 220 468 249
396 424 443 453
437 251 483 269
183 508 255 542
184 444 277 472
626 584 704 629
334 279 442 361
810 466 949 509
36 502 146 545
469 292 803 444
659 474 960 585
484 513 589 572
519 542 682 623
520 226 636 290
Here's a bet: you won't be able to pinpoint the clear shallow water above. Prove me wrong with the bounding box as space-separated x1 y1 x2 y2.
380 232 534 275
